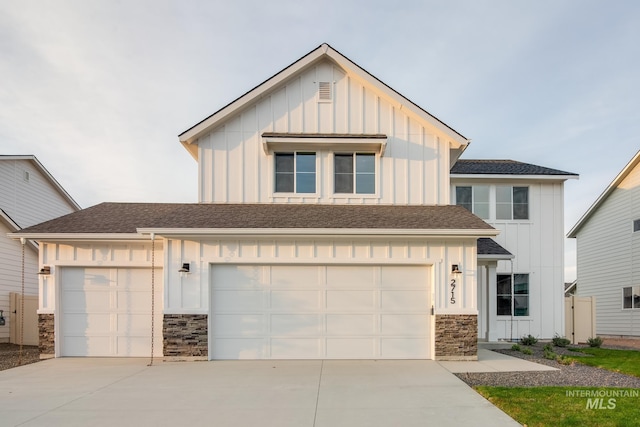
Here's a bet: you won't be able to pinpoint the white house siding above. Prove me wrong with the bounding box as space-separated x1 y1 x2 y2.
0 222 38 341
164 236 478 316
0 159 76 228
451 178 567 339
576 164 640 336
196 59 452 205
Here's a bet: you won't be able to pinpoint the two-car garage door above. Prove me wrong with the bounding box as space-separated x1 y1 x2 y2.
60 268 162 357
210 265 431 360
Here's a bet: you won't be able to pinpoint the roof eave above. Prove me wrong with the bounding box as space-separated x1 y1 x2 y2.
7 233 146 242
451 174 579 181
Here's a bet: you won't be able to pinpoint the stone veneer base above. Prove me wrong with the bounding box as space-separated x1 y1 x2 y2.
163 314 208 358
434 314 478 360
38 313 55 357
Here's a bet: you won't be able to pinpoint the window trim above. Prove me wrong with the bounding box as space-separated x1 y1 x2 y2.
455 185 490 220
496 185 529 221
331 152 378 196
273 151 318 195
622 285 640 310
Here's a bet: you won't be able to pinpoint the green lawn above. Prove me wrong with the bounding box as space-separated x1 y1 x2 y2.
565 348 640 377
475 386 640 427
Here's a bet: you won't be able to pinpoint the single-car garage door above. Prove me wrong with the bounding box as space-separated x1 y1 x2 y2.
60 267 162 357
210 264 431 360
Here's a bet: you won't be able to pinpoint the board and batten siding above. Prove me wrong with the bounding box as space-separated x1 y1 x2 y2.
164 236 478 315
196 59 450 205
38 242 163 313
0 159 77 228
451 178 567 339
0 222 38 341
576 163 640 336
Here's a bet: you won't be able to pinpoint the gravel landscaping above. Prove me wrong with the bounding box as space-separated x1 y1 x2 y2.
456 341 640 388
0 344 41 371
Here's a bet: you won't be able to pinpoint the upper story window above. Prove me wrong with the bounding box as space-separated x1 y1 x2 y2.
623 286 640 309
334 153 375 194
496 186 529 220
275 152 316 193
634 219 640 233
455 186 489 219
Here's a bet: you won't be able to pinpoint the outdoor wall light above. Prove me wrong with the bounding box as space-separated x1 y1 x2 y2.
38 266 51 275
451 264 462 274
178 262 190 274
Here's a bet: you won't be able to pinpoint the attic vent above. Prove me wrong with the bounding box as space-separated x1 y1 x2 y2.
318 81 332 101
23 170 30 182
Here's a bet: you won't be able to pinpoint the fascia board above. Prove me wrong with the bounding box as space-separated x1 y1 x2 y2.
137 228 499 238
568 150 640 238
7 233 146 242
451 174 579 181
478 254 515 261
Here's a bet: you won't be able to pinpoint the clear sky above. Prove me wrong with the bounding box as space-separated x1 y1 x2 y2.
2 1 639 281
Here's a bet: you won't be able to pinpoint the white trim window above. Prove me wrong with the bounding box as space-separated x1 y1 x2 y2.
623 286 640 309
496 186 529 220
455 186 490 219
334 153 375 194
497 273 529 316
275 152 316 193
633 219 640 233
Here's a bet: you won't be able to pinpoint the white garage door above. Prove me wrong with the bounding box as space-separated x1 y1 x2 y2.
210 265 431 360
61 268 162 357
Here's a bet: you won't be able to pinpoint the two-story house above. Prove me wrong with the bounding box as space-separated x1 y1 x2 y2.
13 44 575 360
0 155 80 344
568 150 640 337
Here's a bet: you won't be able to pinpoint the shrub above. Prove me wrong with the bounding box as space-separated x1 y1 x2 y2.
521 334 538 346
552 334 571 348
556 355 574 365
543 343 553 352
521 347 533 355
587 336 603 348
544 347 556 360
511 344 521 351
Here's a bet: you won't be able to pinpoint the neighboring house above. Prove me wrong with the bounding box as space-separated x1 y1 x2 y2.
450 160 578 341
568 150 640 337
14 44 575 361
0 155 80 343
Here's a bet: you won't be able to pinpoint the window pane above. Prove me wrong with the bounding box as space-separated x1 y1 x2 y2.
514 274 529 294
634 286 640 309
474 204 490 220
356 153 375 173
456 187 472 212
514 296 529 316
334 154 353 173
497 275 512 294
356 173 375 194
496 204 512 220
275 153 294 172
513 187 529 219
334 174 353 193
275 174 293 192
296 153 316 173
634 219 640 232
496 186 511 203
624 287 632 309
497 296 512 316
296 172 316 193
473 186 490 219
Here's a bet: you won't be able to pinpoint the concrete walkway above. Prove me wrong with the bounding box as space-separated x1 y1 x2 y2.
440 348 558 373
0 357 524 427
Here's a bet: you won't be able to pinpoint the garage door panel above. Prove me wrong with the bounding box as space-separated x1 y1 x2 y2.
326 338 375 358
211 265 431 360
271 314 321 335
326 266 375 288
61 267 162 357
381 291 429 311
213 290 263 311
271 338 320 359
212 314 264 336
326 291 374 310
213 338 265 359
271 291 319 310
326 314 375 335
381 314 429 335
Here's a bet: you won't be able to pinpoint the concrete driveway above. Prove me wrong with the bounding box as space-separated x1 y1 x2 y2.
0 358 519 427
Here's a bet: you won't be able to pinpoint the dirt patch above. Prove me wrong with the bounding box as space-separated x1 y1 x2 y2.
602 337 640 350
0 343 41 371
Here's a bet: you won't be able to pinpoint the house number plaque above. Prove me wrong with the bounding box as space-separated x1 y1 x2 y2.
450 279 456 304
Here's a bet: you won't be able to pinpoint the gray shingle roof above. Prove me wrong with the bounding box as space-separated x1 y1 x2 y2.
477 238 513 257
16 203 494 234
451 159 577 176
